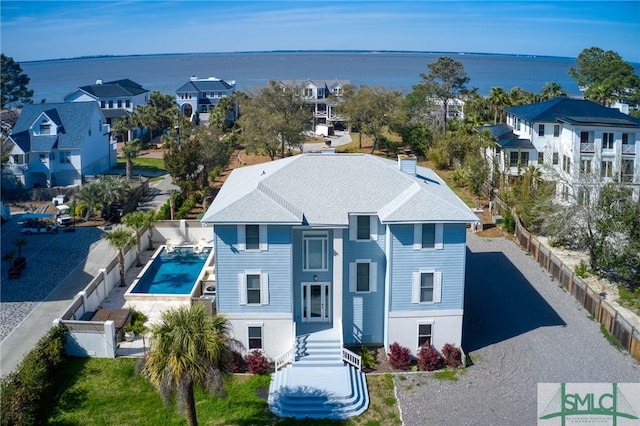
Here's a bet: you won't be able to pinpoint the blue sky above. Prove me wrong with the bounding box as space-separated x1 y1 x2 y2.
2 1 639 63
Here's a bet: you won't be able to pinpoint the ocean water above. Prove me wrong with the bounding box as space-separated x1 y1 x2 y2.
19 51 634 103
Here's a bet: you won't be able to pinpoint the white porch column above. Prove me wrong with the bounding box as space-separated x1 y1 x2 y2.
332 229 343 328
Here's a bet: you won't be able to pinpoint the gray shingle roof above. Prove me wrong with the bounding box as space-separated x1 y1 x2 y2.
176 79 234 93
10 102 103 153
201 154 477 226
505 98 640 127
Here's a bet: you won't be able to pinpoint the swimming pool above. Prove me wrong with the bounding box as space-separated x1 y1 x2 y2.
125 245 214 302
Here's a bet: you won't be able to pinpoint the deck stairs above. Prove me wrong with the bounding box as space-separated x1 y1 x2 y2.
268 329 369 419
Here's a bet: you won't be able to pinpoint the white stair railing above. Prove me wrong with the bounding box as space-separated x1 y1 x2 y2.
274 348 294 371
342 347 362 370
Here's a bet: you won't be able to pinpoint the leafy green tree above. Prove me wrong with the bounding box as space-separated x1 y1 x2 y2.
238 81 311 159
208 96 236 131
417 56 470 132
540 81 567 101
337 85 404 153
508 86 537 106
122 211 146 267
569 47 640 106
164 132 202 196
1 54 34 108
142 306 235 426
398 123 431 158
103 228 135 287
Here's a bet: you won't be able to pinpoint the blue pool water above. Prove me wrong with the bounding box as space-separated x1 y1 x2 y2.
131 247 210 294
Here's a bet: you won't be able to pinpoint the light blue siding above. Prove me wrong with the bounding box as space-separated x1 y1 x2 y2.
389 223 467 311
342 220 385 345
214 225 293 313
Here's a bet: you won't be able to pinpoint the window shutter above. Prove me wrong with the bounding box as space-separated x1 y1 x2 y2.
370 262 377 292
259 225 268 251
370 216 378 241
237 225 246 251
412 272 420 303
435 224 444 250
434 271 442 303
413 224 421 250
260 273 269 305
238 273 247 305
349 216 356 241
349 263 356 292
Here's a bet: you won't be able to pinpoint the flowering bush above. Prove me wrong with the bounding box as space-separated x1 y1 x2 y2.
441 343 462 368
388 342 412 370
244 350 271 375
418 345 441 371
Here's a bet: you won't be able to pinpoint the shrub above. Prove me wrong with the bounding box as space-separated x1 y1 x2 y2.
417 345 441 372
128 308 148 335
574 259 590 278
388 342 411 370
1 324 68 426
228 351 247 373
441 343 463 368
359 346 376 370
502 209 515 234
244 350 271 375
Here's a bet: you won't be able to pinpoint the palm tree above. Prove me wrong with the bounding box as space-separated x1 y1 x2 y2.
13 238 28 259
540 81 567 101
103 228 134 287
96 176 131 222
121 138 142 180
142 306 234 426
487 87 508 124
76 181 102 221
143 209 157 250
122 210 146 267
3 251 15 270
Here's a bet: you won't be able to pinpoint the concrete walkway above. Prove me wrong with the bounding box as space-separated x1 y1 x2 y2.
303 131 352 152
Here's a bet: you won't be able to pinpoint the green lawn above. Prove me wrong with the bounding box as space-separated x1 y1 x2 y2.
115 157 166 174
48 358 401 426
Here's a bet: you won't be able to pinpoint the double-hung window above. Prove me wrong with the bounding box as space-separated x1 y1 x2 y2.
247 325 263 350
303 232 328 271
417 323 433 348
349 260 377 293
538 124 545 136
239 271 268 305
349 215 377 241
553 124 560 137
412 270 442 303
60 152 71 164
237 225 267 251
413 223 443 250
602 133 614 150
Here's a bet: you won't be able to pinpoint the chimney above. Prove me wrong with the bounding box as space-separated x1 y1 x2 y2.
398 150 417 176
190 75 198 81
96 79 103 85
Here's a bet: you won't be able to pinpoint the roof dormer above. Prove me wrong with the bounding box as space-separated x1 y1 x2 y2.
31 112 60 136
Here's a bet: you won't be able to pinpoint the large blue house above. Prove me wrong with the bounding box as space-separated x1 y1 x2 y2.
201 152 477 358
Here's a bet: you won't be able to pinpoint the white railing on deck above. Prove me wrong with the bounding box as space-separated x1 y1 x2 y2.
342 347 361 370
274 348 294 371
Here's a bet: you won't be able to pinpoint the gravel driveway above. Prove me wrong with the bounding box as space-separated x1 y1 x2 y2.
395 233 640 426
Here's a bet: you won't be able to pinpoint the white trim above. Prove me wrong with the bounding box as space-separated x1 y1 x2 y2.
435 223 444 250
239 270 268 306
412 269 441 304
302 231 329 271
237 224 268 251
247 323 264 350
388 309 463 318
259 225 268 251
237 225 246 251
349 259 376 293
413 223 443 250
416 320 434 350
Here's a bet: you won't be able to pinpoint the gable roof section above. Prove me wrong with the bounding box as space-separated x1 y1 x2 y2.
476 124 534 149
10 102 103 152
78 79 148 98
505 98 640 128
202 154 477 226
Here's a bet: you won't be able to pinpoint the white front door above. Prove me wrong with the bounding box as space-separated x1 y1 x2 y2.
302 282 331 323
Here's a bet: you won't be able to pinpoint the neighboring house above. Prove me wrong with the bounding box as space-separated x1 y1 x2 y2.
175 76 237 123
63 79 149 126
276 79 350 132
3 102 114 188
201 153 478 360
480 98 640 202
433 97 465 121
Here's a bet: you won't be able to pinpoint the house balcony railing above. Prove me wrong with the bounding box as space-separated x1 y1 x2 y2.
580 143 595 153
622 144 636 155
621 174 636 183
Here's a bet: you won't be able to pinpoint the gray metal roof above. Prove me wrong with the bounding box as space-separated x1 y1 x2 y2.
78 79 149 98
505 98 640 127
10 102 103 153
202 154 477 226
176 79 234 93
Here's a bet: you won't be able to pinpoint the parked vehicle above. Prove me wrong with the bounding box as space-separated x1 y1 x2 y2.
56 205 73 226
20 213 59 234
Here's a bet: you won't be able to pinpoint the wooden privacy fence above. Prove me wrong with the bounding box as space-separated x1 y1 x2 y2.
512 216 640 362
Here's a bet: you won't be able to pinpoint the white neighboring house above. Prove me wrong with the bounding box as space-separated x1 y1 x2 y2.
176 76 237 124
3 102 115 188
63 79 150 127
276 79 350 131
480 97 640 202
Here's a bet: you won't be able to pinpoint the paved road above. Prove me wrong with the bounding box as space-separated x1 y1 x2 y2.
395 233 640 426
302 130 352 152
